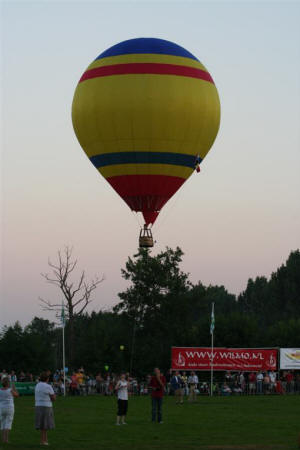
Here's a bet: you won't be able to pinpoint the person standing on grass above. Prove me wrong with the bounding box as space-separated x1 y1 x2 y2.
269 370 276 393
0 377 19 443
10 371 17 383
256 371 263 394
35 372 56 446
188 371 198 402
263 372 271 394
171 371 184 404
96 372 103 394
181 371 189 397
115 373 129 425
248 372 256 395
70 371 79 396
149 368 166 424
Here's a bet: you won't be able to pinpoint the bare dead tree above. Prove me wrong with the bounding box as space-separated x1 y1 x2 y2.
40 246 104 362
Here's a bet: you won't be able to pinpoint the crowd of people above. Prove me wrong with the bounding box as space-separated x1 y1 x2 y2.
167 369 300 396
1 368 300 397
0 367 300 445
65 368 300 397
218 370 300 395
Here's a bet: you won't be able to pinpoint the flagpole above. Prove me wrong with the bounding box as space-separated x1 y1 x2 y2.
61 301 66 397
62 321 66 396
210 302 215 397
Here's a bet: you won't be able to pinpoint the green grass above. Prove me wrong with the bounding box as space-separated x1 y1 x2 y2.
2 395 300 450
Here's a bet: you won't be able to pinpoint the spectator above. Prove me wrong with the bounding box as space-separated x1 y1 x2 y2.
140 381 148 395
256 371 263 394
76 369 85 395
57 378 65 396
25 372 33 382
70 372 79 396
188 371 198 403
1 371 8 381
19 371 26 383
200 382 209 395
181 371 189 396
115 374 129 425
0 377 19 443
269 370 276 392
239 372 245 391
263 372 271 394
248 372 256 395
170 371 183 404
221 382 231 396
87 375 95 395
275 378 284 395
232 381 243 395
212 382 219 396
149 368 166 424
10 371 17 383
285 371 294 394
104 374 111 396
225 371 232 385
35 372 56 446
53 371 60 383
96 373 103 394
295 373 300 393
281 374 287 393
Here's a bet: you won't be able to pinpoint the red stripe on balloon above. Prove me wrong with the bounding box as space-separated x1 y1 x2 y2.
106 174 186 213
80 63 214 84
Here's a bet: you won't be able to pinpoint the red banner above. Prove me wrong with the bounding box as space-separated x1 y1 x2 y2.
172 347 277 371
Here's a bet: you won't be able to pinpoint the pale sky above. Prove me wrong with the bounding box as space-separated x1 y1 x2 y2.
1 1 300 328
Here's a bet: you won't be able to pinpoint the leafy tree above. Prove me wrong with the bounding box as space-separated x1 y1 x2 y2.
0 319 57 373
238 277 268 315
114 247 192 373
114 247 190 320
269 250 300 320
0 322 24 372
0 247 298 376
238 249 300 326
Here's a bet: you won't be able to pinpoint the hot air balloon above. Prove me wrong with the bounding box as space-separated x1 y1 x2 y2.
72 38 220 247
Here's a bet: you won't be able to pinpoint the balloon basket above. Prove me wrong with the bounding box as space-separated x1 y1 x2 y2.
139 226 154 248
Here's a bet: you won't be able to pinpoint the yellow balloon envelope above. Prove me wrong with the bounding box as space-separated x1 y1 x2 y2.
72 38 220 225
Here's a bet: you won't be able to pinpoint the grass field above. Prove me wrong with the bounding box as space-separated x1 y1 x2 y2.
2 394 300 450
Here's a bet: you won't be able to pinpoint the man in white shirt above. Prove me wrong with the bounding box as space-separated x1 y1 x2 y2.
269 370 276 392
188 371 198 402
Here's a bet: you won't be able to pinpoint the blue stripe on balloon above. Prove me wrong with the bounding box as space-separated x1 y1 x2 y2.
96 38 198 62
90 152 201 168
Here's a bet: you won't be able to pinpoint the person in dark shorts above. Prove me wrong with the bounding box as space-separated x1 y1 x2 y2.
115 373 129 425
35 372 56 446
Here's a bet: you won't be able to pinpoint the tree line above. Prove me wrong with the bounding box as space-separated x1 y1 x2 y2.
0 248 299 376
